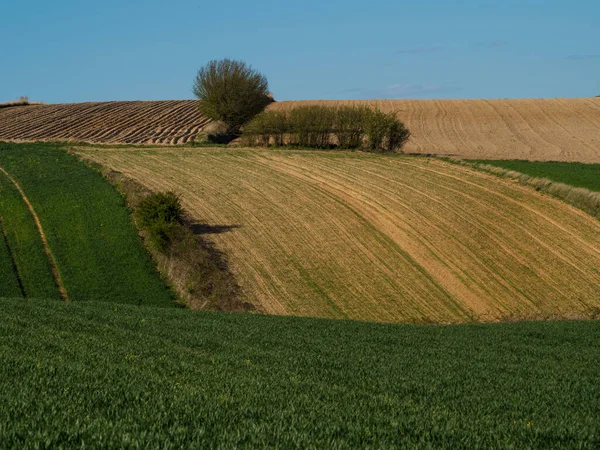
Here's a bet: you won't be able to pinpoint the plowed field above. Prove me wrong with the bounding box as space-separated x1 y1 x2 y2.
3 98 600 161
77 147 600 324
0 101 208 145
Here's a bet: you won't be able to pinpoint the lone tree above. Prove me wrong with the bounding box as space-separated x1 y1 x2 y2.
193 59 272 136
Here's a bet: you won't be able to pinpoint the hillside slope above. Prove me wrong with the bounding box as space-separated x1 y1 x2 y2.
273 98 600 162
2 98 600 161
78 148 600 324
0 100 208 145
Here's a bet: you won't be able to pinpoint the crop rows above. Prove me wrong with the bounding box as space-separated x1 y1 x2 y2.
2 98 600 161
0 100 210 145
272 98 600 163
79 147 600 323
2 298 600 448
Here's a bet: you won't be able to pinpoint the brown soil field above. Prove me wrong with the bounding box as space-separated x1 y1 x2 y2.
0 101 208 145
77 147 600 324
2 98 600 161
272 98 600 163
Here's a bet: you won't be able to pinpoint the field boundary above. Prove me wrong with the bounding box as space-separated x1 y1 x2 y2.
0 166 69 301
74 152 251 312
0 218 26 297
447 159 600 220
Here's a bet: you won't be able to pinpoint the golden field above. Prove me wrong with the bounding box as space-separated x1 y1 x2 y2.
77 147 600 323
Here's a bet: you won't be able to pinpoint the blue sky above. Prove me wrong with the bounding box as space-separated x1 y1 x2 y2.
1 0 598 103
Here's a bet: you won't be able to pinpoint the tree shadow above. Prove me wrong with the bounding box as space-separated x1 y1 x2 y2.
189 223 241 235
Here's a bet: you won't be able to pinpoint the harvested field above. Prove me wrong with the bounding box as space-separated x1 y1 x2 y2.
78 147 600 324
2 98 600 161
0 100 209 145
272 98 600 163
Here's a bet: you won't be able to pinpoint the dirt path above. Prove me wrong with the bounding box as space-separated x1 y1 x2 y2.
0 166 69 301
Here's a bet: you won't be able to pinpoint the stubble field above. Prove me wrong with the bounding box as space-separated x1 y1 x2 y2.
78 147 600 324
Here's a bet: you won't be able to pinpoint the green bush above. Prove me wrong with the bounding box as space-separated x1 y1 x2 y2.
136 192 183 228
385 115 411 152
333 106 369 149
242 105 410 152
193 59 272 136
243 110 288 146
289 106 335 148
135 192 183 251
364 109 389 150
365 110 411 152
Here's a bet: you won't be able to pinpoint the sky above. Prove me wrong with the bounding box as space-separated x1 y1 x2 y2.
1 0 599 103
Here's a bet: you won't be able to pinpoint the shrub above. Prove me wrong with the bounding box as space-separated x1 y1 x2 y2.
364 109 389 151
242 105 410 152
333 106 369 149
193 59 272 136
385 117 411 152
288 106 335 148
135 192 183 251
243 110 288 146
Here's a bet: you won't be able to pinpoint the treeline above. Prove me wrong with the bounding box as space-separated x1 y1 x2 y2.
242 105 410 152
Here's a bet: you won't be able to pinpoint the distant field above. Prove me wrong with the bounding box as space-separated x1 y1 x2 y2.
275 98 600 162
1 298 599 448
0 100 209 145
78 147 600 323
0 143 173 305
475 160 600 192
2 98 600 162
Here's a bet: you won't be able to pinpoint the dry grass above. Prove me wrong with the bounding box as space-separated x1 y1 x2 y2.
76 147 600 324
452 160 600 219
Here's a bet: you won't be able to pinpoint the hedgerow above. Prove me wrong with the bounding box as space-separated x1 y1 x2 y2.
242 105 410 152
96 167 244 312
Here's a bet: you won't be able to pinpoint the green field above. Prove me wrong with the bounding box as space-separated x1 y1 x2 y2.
476 160 600 192
1 297 599 448
0 225 22 297
0 170 59 299
0 143 173 305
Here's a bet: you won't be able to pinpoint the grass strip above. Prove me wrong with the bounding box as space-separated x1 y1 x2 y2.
0 143 174 306
92 164 246 311
0 170 59 299
1 298 599 448
474 160 600 192
0 220 24 297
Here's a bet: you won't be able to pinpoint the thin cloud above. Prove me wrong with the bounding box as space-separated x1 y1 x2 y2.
475 40 509 49
565 54 600 61
395 46 444 55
